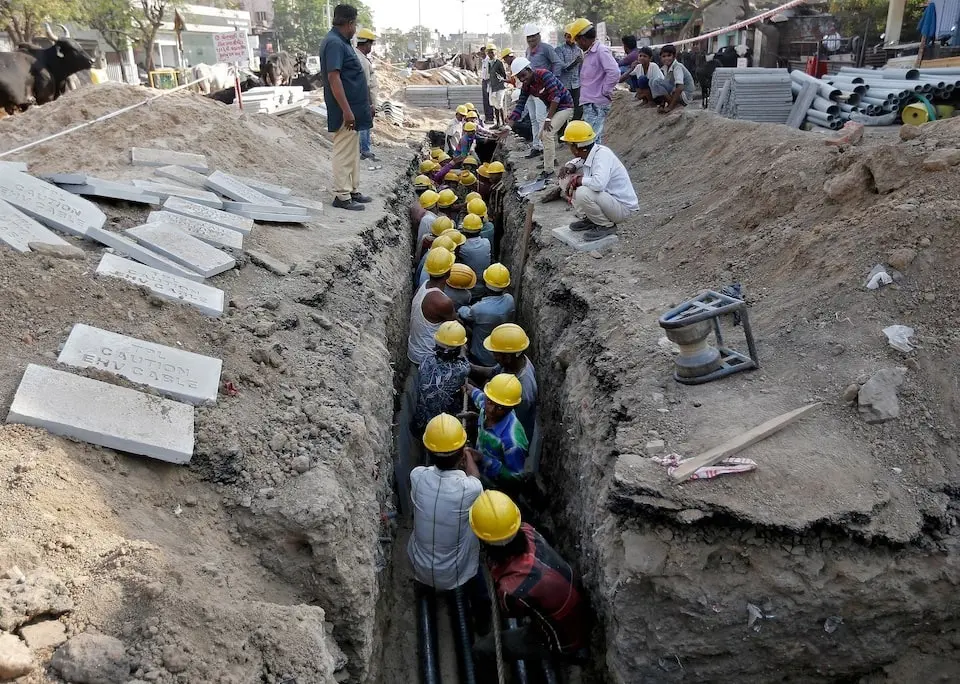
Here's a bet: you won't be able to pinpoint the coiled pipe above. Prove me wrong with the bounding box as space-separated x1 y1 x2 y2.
417 588 441 684
449 587 478 684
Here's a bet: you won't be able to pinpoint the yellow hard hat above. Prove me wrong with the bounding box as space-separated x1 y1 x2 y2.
469 490 522 544
420 159 439 173
423 413 468 453
437 188 457 208
483 322 528 352
486 161 505 174
447 263 477 290
435 320 467 349
559 119 597 145
459 171 478 186
482 263 511 290
356 28 377 42
463 156 479 167
431 234 458 253
463 121 477 133
477 163 490 178
444 170 461 182
465 102 477 111
430 215 454 236
465 191 482 204
430 147 443 160
486 43 497 51
414 174 434 189
456 104 468 116
466 198 487 217
440 228 466 247
465 110 480 120
437 151 451 162
568 17 593 38
461 213 483 233
419 189 440 209
500 48 514 59
424 246 456 276
484 373 522 407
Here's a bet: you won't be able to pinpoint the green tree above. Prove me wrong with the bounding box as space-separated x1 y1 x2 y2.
80 0 135 55
129 0 179 71
829 0 925 42
0 0 78 44
274 0 373 53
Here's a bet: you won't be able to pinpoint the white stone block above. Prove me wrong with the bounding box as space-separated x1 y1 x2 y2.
221 200 306 215
58 324 222 405
222 173 292 199
144 211 242 250
154 165 209 188
283 196 324 213
42 172 90 184
205 170 282 206
0 161 28 172
551 225 620 252
96 253 224 316
7 364 194 464
131 147 210 173
126 223 236 277
160 197 253 235
226 209 307 224
0 198 71 253
130 180 223 209
0 169 105 238
60 182 162 206
86 225 205 282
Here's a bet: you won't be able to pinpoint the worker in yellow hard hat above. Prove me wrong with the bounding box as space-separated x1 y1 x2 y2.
465 191 482 204
558 23 584 120
462 155 479 170
486 160 505 185
446 103 469 153
469 490 589 663
415 188 442 248
413 325 472 440
457 170 478 202
439 227 465 250
487 44 509 127
559 119 639 242
452 121 478 160
457 213 491 300
410 174 436 231
416 232 458 286
472 321 536 447
430 147 444 161
355 28 380 161
462 373 528 484
409 412 484 601
458 264 515 365
445 263 477 307
417 215 454 261
466 197 494 241
408 247 458 367
436 187 460 222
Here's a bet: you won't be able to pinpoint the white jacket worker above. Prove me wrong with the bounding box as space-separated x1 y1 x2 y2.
558 120 639 242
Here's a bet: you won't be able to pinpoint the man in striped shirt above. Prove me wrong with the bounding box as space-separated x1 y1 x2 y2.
501 56 574 178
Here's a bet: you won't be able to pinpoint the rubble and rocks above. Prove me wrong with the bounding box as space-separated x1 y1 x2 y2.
49 633 131 684
922 147 960 171
0 570 73 631
0 633 34 680
858 367 907 424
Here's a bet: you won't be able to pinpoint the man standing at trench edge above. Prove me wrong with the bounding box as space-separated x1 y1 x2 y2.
319 4 374 211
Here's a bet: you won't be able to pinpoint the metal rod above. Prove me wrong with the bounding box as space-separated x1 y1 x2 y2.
450 588 478 684
417 587 441 684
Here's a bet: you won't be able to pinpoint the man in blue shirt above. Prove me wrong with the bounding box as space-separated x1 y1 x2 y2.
522 24 562 159
319 4 373 211
459 263 516 366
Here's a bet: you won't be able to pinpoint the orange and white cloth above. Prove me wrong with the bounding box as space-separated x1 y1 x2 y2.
652 453 757 480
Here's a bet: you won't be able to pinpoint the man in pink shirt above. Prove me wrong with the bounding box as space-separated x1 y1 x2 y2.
569 18 619 144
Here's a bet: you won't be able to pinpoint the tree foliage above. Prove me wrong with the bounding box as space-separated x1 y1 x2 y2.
828 0 925 41
273 0 373 53
80 0 135 54
0 0 78 44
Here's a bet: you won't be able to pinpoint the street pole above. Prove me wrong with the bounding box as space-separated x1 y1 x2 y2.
418 0 423 56
325 0 331 28
460 0 465 56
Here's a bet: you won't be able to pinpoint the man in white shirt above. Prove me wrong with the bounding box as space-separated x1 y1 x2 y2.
408 413 484 591
558 119 639 241
651 44 695 113
630 46 663 106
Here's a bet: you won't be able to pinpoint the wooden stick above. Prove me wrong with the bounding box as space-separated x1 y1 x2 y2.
513 202 536 310
670 403 821 484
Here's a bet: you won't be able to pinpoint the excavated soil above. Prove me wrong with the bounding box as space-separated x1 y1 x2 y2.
0 83 418 683
497 95 960 683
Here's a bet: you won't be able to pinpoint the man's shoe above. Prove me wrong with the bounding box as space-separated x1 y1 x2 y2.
538 170 555 180
569 217 598 232
360 151 371 160
351 192 373 203
583 225 618 241
364 152 380 162
332 197 365 211
525 148 543 159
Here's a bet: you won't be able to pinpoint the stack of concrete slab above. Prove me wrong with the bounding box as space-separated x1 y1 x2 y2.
404 86 452 108
96 252 225 316
130 147 210 173
0 168 106 238
0 198 74 254
86 225 205 282
155 197 254 235
5 323 225 464
241 86 307 114
145 211 243 250
129 179 223 209
45 173 163 206
125 222 236 277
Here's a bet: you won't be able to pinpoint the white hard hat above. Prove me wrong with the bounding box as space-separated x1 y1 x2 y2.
510 56 531 74
523 23 540 37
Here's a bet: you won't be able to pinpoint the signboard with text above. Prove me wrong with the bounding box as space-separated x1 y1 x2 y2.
214 30 248 64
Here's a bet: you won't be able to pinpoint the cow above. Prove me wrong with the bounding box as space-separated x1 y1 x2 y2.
192 63 232 94
0 24 95 114
263 52 294 86
696 45 754 108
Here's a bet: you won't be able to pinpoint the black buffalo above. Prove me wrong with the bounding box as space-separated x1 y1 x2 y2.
0 24 94 114
206 76 263 105
263 52 294 86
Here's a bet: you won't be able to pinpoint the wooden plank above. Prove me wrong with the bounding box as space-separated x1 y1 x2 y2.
917 56 960 68
786 82 818 129
512 202 536 310
670 403 821 484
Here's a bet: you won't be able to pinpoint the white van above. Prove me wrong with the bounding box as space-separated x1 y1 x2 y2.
306 56 321 74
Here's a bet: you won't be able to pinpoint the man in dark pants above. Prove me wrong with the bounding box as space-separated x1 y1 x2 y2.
319 4 373 211
469 491 590 663
556 26 583 121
